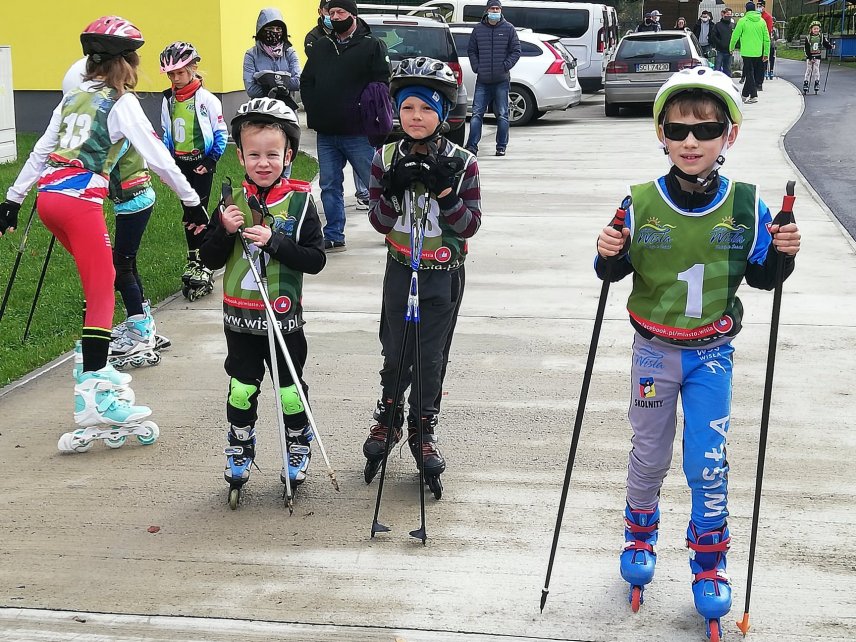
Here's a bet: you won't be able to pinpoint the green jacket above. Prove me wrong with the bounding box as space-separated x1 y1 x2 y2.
730 11 771 57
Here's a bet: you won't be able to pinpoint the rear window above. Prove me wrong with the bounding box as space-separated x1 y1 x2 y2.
370 24 456 62
617 35 690 60
462 6 590 39
452 32 469 56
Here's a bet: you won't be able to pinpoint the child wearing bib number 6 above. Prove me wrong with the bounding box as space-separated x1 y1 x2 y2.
594 68 800 640
160 41 228 300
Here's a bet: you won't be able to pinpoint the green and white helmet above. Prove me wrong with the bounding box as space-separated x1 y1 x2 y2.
653 67 742 138
810 20 822 29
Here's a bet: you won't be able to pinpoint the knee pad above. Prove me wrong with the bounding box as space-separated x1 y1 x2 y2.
113 251 136 290
228 378 259 411
279 384 304 416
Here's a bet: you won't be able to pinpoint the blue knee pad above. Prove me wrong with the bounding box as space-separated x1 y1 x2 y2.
279 384 304 416
229 378 259 411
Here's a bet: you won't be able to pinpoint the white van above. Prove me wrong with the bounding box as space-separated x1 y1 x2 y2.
401 1 618 90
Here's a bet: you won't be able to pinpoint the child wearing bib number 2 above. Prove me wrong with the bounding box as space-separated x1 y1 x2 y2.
160 41 228 300
0 16 208 441
595 68 800 640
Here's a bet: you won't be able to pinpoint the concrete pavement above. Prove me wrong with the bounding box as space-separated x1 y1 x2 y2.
1 80 855 641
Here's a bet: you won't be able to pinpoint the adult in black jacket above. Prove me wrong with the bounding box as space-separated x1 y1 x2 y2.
305 0 332 57
301 0 389 251
692 11 714 57
710 7 736 74
465 0 521 157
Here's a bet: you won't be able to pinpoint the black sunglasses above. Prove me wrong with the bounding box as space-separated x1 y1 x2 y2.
663 121 727 141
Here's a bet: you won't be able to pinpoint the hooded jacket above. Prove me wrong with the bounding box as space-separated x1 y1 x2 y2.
710 17 735 54
300 18 390 135
243 8 301 98
467 13 521 84
729 11 771 58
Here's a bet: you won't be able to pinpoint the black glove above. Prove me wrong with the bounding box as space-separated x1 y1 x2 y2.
424 156 466 196
255 70 290 91
182 203 209 227
0 200 21 235
198 156 217 173
385 154 432 201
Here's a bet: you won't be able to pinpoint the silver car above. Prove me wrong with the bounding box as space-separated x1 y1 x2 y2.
604 30 709 117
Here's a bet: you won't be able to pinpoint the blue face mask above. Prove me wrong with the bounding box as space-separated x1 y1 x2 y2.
488 12 501 22
323 15 333 29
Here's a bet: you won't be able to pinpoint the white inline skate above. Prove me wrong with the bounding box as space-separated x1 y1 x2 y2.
109 310 161 369
72 340 135 403
58 369 159 453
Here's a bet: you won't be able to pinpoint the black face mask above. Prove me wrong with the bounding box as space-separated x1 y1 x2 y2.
260 27 283 46
331 16 354 34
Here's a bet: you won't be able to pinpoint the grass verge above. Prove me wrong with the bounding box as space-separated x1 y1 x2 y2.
0 133 318 386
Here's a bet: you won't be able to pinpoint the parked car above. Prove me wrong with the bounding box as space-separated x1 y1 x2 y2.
603 30 709 117
450 24 581 125
362 14 468 145
407 1 619 91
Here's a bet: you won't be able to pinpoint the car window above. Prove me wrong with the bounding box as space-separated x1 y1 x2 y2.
370 24 455 62
617 36 690 60
452 32 470 55
462 6 590 40
520 42 542 57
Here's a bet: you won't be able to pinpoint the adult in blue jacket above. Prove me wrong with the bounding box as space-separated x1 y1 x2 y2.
465 0 521 157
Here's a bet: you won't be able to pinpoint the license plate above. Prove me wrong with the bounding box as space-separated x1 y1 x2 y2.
636 63 670 72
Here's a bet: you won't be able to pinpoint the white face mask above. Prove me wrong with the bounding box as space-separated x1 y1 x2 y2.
702 17 710 23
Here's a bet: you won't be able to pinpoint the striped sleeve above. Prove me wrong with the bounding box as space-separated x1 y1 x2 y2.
437 155 481 238
368 149 400 234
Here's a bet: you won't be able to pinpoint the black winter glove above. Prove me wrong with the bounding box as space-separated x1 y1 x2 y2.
199 156 217 173
182 203 209 228
385 154 433 201
0 200 21 235
424 156 466 196
255 70 290 91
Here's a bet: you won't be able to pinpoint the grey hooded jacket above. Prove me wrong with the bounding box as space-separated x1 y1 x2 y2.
243 8 301 98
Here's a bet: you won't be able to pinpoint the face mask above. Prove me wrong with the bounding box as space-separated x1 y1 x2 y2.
331 15 354 34
260 27 283 46
488 12 501 22
323 15 333 29
702 17 710 22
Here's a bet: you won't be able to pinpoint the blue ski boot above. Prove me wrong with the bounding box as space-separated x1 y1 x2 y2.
281 424 313 487
225 425 256 510
687 521 732 642
620 504 659 612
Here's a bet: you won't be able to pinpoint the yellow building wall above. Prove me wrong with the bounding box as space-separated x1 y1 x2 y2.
0 1 316 93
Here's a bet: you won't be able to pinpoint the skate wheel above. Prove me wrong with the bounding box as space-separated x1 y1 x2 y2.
181 285 191 300
630 586 642 613
58 431 93 453
147 352 162 366
364 459 380 484
427 474 443 500
707 619 721 642
136 421 159 446
228 487 241 510
105 435 127 449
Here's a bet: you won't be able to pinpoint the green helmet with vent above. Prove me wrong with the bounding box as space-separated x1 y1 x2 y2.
653 67 743 138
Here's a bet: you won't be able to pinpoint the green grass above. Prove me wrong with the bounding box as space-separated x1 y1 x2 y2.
0 133 318 387
775 46 856 69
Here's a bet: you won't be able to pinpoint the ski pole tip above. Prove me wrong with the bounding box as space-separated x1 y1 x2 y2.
736 612 750 635
329 471 340 492
539 589 549 612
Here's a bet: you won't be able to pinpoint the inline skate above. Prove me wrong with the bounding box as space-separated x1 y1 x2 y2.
225 424 256 510
620 504 660 612
363 398 404 483
407 415 444 500
687 521 732 642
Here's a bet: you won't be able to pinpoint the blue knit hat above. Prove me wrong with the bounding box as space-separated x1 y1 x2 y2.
395 85 450 121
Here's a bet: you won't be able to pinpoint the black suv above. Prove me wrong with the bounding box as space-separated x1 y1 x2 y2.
363 14 468 145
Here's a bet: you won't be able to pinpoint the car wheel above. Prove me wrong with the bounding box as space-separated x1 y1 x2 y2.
508 86 536 126
532 110 547 120
604 100 620 117
446 122 466 146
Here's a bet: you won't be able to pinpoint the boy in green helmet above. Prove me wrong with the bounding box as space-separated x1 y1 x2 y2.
803 20 834 94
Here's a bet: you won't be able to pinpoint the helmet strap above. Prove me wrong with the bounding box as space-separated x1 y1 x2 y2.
660 122 732 191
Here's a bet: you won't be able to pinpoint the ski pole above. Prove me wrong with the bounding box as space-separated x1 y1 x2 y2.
0 199 38 324
540 201 629 613
736 180 796 636
22 233 55 343
239 194 340 493
823 50 832 92
371 182 431 541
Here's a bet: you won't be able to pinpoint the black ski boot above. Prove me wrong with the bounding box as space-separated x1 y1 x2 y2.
408 415 445 500
803 80 809 95
363 398 404 483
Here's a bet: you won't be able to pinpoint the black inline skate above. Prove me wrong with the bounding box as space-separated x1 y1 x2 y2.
182 250 214 301
407 415 445 500
363 398 404 483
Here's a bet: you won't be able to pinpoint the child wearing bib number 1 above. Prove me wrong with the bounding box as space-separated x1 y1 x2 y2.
594 67 800 640
160 41 228 300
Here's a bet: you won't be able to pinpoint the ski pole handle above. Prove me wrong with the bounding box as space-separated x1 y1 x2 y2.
772 180 796 227
603 197 630 264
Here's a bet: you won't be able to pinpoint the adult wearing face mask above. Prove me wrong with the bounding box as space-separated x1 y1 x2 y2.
693 11 714 58
710 7 736 75
301 0 390 252
305 0 333 56
636 11 662 33
465 0 521 157
756 0 775 84
243 8 301 104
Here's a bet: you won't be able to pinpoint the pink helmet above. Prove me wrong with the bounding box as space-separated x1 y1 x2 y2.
80 16 144 57
160 41 201 72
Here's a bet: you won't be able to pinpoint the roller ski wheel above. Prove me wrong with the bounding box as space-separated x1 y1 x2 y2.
707 618 722 642
629 585 643 613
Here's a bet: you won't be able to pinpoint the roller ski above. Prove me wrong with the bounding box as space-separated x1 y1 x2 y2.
620 505 659 612
687 521 732 642
281 424 313 489
58 369 159 453
224 425 257 510
109 312 161 369
181 250 214 302
363 398 404 483
407 416 445 500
